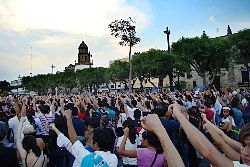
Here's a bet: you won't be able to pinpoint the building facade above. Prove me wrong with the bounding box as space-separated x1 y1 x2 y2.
65 41 93 71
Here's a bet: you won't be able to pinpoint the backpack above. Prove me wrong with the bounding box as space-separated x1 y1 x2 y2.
81 153 109 167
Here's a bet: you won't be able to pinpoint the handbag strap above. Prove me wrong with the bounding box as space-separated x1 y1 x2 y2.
150 152 158 167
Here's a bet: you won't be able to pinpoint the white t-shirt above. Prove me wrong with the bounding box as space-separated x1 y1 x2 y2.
233 161 250 167
71 140 118 167
221 117 236 126
116 135 138 165
8 116 30 146
126 106 137 120
117 113 127 128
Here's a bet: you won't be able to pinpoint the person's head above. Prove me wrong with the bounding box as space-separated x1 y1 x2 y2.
102 103 109 111
22 135 41 157
188 106 200 119
204 100 212 109
239 124 250 165
71 107 79 117
91 128 115 152
221 106 233 118
142 131 163 154
155 102 169 118
85 117 100 133
145 101 151 110
39 104 50 114
231 97 240 108
131 100 137 108
0 121 8 142
134 109 141 120
122 119 138 144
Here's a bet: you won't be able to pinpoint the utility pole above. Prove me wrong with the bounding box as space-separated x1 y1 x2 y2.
30 47 33 77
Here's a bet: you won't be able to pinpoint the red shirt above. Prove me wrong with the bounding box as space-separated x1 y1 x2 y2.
205 109 214 122
78 112 88 120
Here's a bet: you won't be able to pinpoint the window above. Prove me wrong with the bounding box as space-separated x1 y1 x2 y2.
117 85 121 87
242 71 249 83
110 85 114 88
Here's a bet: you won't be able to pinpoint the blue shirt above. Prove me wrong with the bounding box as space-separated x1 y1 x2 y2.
232 108 244 128
160 118 180 146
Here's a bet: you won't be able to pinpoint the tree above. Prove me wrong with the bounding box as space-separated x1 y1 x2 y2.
172 34 232 87
229 29 250 65
0 80 10 96
105 60 129 90
132 49 180 92
108 17 140 93
132 52 150 92
76 67 107 94
230 29 250 87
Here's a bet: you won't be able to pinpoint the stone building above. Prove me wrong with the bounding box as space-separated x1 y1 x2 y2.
65 41 93 71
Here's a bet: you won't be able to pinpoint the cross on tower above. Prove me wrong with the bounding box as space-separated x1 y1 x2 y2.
51 64 55 74
163 27 171 53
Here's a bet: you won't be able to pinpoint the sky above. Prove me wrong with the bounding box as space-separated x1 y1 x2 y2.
0 0 250 82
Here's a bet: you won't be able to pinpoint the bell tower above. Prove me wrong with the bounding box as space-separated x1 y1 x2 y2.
78 41 92 65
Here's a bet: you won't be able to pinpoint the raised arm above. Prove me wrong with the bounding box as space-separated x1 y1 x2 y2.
141 114 184 167
64 110 78 144
117 128 137 158
171 103 233 167
16 117 27 160
203 122 240 161
203 115 241 153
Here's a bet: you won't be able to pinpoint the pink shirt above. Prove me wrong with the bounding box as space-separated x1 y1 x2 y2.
137 148 165 167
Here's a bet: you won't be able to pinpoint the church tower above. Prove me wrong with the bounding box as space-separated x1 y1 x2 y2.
78 41 93 66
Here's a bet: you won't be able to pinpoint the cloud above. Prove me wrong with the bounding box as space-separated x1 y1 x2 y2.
0 0 150 37
209 16 216 23
0 0 151 81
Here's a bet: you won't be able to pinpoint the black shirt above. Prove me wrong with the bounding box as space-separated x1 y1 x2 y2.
0 143 18 167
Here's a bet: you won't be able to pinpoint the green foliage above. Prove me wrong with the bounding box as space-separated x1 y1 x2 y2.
105 60 129 83
108 17 140 46
172 35 232 86
0 80 11 96
21 67 107 94
229 29 250 66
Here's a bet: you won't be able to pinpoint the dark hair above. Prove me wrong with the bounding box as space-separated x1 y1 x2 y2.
210 96 216 105
142 131 163 154
92 128 115 151
204 100 212 108
186 95 192 102
239 123 250 144
231 97 240 108
122 119 138 144
145 101 151 110
131 100 137 107
71 107 78 116
155 102 169 117
22 135 41 157
103 103 109 108
39 105 50 114
188 106 200 119
85 117 100 129
220 107 234 118
134 109 141 120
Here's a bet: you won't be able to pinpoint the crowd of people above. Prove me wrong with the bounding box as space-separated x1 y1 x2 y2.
0 86 250 167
